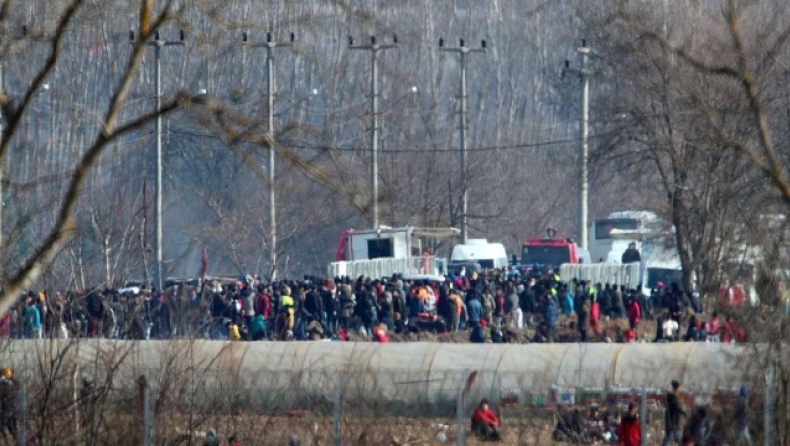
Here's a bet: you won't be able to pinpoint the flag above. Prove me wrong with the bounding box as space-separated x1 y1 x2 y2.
198 247 208 279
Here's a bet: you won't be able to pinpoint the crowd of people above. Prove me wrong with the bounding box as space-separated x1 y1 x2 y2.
0 265 747 344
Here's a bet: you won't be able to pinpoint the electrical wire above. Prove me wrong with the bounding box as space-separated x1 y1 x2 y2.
167 126 591 153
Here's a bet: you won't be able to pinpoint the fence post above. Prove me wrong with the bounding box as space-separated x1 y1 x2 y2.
456 383 465 446
333 386 341 446
764 362 775 446
639 387 647 446
143 370 153 446
16 383 25 446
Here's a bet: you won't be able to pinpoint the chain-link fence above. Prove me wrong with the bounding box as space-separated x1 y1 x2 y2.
2 365 773 445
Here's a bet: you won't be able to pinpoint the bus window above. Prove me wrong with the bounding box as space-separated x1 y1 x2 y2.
594 219 639 240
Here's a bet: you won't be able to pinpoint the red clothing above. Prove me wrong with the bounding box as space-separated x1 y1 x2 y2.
723 321 746 343
0 313 10 338
624 329 636 343
707 317 720 335
617 415 640 446
472 407 500 426
590 301 601 334
731 285 744 306
257 294 271 319
374 330 389 343
627 301 641 325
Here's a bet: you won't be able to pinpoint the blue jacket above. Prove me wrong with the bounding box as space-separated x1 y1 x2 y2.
25 305 41 331
544 296 559 328
467 298 483 324
563 291 574 316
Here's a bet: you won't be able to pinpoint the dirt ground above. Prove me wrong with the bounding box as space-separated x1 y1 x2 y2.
156 410 676 446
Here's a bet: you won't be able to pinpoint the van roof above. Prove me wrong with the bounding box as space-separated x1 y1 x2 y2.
451 242 507 261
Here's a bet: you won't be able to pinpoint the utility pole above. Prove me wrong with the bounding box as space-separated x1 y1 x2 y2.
130 29 184 292
562 39 592 250
439 38 486 244
0 64 4 248
242 31 294 281
349 35 398 229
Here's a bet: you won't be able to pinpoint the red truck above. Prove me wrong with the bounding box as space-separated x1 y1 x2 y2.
521 238 590 271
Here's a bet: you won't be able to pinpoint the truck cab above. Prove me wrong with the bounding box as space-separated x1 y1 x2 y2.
522 238 589 271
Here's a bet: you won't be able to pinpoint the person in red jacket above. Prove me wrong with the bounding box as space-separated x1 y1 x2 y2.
626 296 641 329
618 402 640 446
472 399 501 441
372 325 389 343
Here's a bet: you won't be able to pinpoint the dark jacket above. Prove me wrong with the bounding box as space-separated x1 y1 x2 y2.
622 248 641 264
339 291 354 319
735 385 749 430
304 290 323 316
664 391 686 431
683 413 708 445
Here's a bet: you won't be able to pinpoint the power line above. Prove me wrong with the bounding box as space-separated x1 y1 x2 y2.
167 126 591 153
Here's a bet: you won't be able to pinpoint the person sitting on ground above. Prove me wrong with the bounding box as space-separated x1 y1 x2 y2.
472 399 501 441
372 324 389 343
532 322 548 343
305 316 324 341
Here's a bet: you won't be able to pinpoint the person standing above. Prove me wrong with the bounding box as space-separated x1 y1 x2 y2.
577 294 590 342
662 380 687 446
618 402 641 446
0 367 17 442
543 292 559 343
626 295 641 330
734 385 752 445
683 406 708 445
24 298 41 339
622 242 642 264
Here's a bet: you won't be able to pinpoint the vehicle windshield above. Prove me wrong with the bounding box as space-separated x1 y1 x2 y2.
646 268 683 289
478 260 495 269
594 218 639 240
522 246 570 267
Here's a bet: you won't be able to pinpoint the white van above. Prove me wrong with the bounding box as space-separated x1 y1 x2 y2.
451 239 509 270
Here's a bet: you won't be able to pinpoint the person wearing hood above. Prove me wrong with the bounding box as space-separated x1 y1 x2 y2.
734 385 752 445
204 428 219 446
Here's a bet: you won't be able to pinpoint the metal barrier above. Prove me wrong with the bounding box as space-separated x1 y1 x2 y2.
560 263 641 289
327 256 447 279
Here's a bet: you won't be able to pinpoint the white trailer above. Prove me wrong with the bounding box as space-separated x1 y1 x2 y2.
328 226 458 279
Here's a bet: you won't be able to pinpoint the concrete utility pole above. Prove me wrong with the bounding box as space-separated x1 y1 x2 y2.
242 31 294 281
0 64 4 248
130 29 184 292
440 38 486 244
562 39 592 250
349 35 398 229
